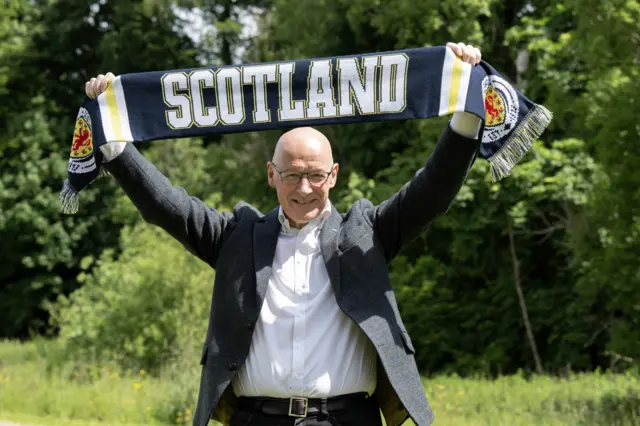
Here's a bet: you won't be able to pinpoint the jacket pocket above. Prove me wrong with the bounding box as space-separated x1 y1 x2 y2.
200 343 209 366
400 331 415 355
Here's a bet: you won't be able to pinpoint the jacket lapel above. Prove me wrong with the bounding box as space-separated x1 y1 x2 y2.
253 208 281 311
320 207 342 298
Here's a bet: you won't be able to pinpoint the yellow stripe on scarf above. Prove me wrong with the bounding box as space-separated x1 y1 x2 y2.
447 57 464 114
105 82 124 141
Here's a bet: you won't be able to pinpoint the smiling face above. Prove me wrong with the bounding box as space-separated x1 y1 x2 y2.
268 127 339 228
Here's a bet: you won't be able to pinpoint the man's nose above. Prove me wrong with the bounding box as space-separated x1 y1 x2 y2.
297 177 313 194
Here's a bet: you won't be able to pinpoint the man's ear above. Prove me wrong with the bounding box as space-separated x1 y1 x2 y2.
328 163 339 189
267 162 276 188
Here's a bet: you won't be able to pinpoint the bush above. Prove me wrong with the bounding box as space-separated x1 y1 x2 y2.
149 361 202 425
48 221 214 374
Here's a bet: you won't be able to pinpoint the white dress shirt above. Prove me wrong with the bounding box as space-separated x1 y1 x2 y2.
231 202 378 398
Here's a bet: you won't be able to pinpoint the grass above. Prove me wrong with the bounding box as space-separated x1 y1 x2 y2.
1 340 640 425
0 411 154 426
0 340 198 425
419 373 640 425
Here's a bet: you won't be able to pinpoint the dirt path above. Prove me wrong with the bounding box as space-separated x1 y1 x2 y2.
0 422 27 426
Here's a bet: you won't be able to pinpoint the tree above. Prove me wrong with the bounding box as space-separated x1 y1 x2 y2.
565 0 640 367
0 0 199 337
250 0 616 375
507 0 640 368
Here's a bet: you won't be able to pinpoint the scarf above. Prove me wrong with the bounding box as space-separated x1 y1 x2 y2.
60 45 552 214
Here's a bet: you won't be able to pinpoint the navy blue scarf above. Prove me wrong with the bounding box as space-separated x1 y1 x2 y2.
60 45 552 213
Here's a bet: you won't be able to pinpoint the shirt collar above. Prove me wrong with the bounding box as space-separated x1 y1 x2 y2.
278 201 332 235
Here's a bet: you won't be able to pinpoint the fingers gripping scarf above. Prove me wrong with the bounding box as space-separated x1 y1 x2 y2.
60 46 552 213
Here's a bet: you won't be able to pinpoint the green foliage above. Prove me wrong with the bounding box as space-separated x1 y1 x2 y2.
0 104 124 337
0 340 184 425
0 0 202 338
550 0 640 366
2 341 640 426
1 0 640 379
189 0 271 64
252 0 640 375
48 222 214 373
383 137 602 374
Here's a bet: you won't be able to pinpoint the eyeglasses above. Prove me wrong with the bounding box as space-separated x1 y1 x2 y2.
270 162 335 185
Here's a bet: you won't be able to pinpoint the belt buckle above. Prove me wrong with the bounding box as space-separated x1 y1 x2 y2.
288 397 308 418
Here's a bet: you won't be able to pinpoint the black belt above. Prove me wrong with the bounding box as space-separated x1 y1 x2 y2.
237 392 370 418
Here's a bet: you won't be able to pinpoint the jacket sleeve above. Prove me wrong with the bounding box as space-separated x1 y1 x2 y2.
366 123 480 262
103 143 239 268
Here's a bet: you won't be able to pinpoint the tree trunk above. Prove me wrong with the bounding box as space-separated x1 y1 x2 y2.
220 2 233 65
508 223 544 374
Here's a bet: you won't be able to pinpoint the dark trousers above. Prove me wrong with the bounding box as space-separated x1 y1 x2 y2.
229 394 384 426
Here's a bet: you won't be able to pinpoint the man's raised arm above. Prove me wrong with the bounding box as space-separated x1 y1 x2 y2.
364 43 483 262
86 73 239 268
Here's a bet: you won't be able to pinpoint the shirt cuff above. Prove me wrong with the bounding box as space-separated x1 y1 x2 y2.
100 142 127 162
450 112 482 140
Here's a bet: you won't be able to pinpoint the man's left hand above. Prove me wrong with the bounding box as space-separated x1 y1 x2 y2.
446 42 482 66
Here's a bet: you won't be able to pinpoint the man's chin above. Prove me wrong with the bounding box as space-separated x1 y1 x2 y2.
288 203 320 223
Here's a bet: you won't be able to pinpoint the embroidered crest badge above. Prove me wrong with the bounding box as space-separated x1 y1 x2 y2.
68 107 97 174
482 75 519 144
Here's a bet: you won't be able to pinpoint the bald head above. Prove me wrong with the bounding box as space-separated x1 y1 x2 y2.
272 127 334 166
267 126 339 228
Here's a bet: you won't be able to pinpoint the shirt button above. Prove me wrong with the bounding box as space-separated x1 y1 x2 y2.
246 322 254 331
228 362 238 371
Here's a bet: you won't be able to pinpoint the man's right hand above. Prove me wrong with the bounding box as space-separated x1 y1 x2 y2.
85 72 116 99
85 71 126 162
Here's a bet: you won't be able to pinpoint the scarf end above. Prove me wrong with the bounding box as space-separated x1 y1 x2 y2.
488 104 553 181
58 167 111 215
58 179 79 215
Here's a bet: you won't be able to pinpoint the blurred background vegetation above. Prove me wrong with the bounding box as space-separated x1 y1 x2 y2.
0 0 639 424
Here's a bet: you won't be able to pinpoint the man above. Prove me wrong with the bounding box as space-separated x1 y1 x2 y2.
86 42 483 426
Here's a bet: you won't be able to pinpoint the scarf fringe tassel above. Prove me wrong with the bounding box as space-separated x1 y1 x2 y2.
58 167 110 214
488 104 553 181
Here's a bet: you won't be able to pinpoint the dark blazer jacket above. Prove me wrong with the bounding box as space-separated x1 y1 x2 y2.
105 124 480 426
